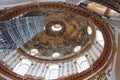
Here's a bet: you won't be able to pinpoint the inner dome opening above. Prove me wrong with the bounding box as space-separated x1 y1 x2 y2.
51 24 63 32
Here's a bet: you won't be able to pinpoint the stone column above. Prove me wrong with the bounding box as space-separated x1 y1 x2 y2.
63 62 67 76
11 55 21 68
96 42 103 52
85 53 93 65
32 63 40 76
90 47 98 59
26 61 36 74
7 53 19 66
88 50 96 61
59 63 62 77
92 44 101 56
36 63 45 77
3 50 16 62
41 64 47 77
68 61 72 75
74 61 78 73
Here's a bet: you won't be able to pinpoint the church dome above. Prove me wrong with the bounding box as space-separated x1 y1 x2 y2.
0 0 118 80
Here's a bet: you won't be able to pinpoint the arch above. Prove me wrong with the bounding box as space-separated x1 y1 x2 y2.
45 64 59 79
76 56 90 72
13 58 32 76
96 30 104 47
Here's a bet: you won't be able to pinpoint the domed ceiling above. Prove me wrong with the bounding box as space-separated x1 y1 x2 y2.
22 9 94 60
0 1 115 80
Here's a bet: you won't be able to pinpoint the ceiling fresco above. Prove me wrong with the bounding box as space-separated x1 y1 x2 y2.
22 9 93 60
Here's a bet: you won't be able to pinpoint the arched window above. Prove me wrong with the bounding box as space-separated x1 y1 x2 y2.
30 48 38 56
45 64 59 79
96 30 104 47
74 46 81 53
76 56 90 72
49 69 59 79
80 61 90 72
13 58 31 76
87 26 92 35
